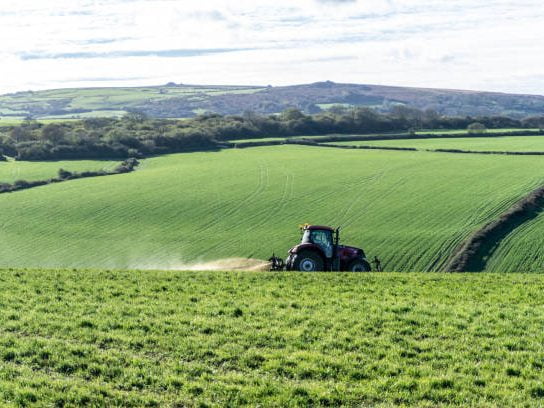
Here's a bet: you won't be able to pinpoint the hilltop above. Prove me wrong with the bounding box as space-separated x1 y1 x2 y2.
1 81 544 122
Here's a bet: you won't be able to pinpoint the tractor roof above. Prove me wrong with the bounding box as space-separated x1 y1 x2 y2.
304 225 334 231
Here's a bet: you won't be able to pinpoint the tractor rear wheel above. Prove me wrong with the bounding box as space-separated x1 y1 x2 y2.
347 259 371 272
292 251 324 272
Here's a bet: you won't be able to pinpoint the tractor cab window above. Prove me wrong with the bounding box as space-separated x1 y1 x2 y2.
303 229 333 258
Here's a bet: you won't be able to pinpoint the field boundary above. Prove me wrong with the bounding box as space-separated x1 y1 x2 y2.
228 130 544 148
429 148 544 156
445 184 544 272
0 158 140 194
313 142 544 156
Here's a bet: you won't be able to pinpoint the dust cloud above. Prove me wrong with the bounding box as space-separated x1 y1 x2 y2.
177 258 271 271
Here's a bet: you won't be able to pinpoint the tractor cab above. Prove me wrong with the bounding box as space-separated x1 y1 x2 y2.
301 226 334 258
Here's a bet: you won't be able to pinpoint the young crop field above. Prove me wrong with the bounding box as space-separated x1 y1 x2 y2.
332 135 544 152
484 211 544 273
1 269 544 407
0 158 118 184
1 145 544 271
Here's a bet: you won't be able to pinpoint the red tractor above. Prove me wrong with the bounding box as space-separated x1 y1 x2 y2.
269 225 379 272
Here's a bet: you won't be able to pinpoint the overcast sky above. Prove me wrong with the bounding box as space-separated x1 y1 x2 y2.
0 0 543 95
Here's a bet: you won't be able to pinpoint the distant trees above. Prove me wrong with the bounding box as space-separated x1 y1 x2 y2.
522 116 544 130
41 123 66 143
467 122 487 135
0 109 542 161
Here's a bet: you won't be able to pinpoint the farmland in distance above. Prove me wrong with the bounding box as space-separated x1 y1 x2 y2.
333 135 544 152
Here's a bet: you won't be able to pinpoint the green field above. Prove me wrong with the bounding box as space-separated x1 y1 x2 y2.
1 145 544 271
230 133 410 144
332 135 544 152
485 212 544 273
2 132 544 406
417 128 539 135
1 269 544 407
229 130 537 145
0 158 118 184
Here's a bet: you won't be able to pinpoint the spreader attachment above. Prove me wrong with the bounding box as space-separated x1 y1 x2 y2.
268 254 285 271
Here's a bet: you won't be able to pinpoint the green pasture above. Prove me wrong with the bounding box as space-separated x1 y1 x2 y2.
229 133 408 144
0 158 118 184
1 145 544 270
1 270 544 406
0 117 81 126
333 135 544 152
417 128 539 135
0 117 26 126
228 129 536 144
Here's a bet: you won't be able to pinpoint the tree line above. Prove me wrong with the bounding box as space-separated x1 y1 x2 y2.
0 107 543 161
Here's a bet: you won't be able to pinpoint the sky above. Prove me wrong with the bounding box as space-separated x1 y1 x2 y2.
0 0 543 95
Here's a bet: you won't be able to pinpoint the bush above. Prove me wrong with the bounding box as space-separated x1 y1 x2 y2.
58 168 73 179
467 122 487 135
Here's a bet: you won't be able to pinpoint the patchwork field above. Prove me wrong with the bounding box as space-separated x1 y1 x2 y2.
2 270 544 407
333 135 544 152
1 145 544 271
0 85 265 122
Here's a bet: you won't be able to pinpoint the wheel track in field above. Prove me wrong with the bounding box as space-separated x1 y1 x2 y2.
242 171 294 233
196 163 269 232
334 171 386 228
195 177 291 258
202 168 386 260
182 162 270 256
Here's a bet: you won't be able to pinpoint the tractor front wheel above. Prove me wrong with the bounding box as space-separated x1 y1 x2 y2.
347 259 371 272
292 251 324 272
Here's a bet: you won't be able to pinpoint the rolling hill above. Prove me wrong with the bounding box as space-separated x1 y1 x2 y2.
2 144 544 271
1 81 544 122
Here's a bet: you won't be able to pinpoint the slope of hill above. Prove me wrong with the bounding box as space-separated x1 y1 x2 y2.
485 210 544 272
1 82 544 121
1 145 544 271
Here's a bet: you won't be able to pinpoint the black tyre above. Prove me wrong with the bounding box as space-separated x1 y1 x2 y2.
292 251 324 272
347 259 371 272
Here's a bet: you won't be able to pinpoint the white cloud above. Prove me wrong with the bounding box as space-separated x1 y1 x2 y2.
0 0 543 94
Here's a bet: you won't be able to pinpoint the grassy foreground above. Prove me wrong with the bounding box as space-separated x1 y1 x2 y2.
1 270 544 407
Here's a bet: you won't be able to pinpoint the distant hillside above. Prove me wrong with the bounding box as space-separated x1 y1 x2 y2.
1 81 544 121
